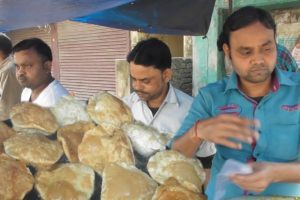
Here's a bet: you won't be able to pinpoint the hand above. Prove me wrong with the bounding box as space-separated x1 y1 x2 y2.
229 162 274 193
194 114 259 149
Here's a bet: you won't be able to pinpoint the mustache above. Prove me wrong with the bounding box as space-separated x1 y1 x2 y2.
17 74 26 78
134 90 147 94
17 75 27 81
249 65 268 71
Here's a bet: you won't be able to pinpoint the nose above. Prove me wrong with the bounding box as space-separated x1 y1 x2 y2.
132 80 143 91
16 66 25 76
251 52 264 65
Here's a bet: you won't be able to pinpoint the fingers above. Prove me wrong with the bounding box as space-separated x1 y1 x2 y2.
216 114 260 134
216 123 256 143
196 114 260 149
215 136 242 149
230 174 267 193
229 163 272 193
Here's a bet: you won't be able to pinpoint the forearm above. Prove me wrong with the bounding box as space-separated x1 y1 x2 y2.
172 124 203 158
272 162 300 183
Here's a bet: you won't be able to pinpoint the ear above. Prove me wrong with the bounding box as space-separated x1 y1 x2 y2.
43 61 52 73
223 43 230 58
163 68 172 82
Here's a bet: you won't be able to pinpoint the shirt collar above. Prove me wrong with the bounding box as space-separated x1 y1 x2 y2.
164 84 180 106
224 67 297 94
275 67 298 87
224 72 239 92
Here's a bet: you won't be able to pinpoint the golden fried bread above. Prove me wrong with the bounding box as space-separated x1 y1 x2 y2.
35 163 95 200
0 154 34 200
152 178 206 200
101 163 157 200
50 95 92 127
0 122 16 154
10 102 58 135
57 121 95 162
147 150 206 193
87 92 133 127
78 125 134 175
4 133 63 169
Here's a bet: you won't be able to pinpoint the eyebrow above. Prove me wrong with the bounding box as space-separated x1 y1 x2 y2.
261 40 273 47
130 75 151 81
237 40 273 50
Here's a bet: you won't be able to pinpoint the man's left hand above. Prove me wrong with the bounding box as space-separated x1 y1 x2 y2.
229 162 275 193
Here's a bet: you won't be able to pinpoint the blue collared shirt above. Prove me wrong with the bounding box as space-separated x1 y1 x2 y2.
172 68 300 199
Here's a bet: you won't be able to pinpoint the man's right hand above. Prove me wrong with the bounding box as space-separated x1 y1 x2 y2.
194 114 260 149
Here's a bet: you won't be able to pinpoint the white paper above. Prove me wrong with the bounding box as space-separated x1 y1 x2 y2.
214 159 253 200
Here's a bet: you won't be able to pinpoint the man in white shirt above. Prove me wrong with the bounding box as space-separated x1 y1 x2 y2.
13 38 68 107
123 38 215 168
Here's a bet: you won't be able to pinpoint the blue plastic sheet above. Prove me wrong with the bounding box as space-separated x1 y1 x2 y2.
1 0 215 35
0 0 133 32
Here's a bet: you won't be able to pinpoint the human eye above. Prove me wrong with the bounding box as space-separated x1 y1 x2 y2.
240 49 251 56
264 46 273 52
142 79 151 84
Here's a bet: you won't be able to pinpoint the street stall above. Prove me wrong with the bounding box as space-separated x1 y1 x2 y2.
0 1 216 199
2 0 300 199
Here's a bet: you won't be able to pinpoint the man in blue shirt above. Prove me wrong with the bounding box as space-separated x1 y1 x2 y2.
171 6 300 199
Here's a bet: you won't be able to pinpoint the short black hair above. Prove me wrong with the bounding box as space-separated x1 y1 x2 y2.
127 38 171 71
217 6 276 51
12 38 52 61
0 33 12 56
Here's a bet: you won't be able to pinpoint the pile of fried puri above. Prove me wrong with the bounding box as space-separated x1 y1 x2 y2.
0 92 206 200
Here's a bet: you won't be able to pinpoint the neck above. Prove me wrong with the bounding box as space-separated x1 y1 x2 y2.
30 77 54 102
239 77 272 98
147 84 169 108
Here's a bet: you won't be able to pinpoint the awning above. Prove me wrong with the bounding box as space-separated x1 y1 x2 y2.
0 0 215 36
0 0 133 32
74 0 216 35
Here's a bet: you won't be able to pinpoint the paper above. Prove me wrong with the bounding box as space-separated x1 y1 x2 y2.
214 159 253 200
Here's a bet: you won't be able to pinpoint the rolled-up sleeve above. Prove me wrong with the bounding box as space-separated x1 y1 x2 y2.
168 90 212 147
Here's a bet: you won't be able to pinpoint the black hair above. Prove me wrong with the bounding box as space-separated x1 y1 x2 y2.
217 6 276 51
12 38 52 61
126 38 171 71
0 34 12 56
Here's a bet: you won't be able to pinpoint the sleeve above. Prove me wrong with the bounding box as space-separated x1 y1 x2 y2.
0 66 22 119
168 89 212 148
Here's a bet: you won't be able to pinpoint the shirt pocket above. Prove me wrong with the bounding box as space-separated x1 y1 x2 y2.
265 123 300 161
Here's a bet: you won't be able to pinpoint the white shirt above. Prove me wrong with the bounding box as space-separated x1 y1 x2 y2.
123 84 215 157
0 56 22 120
21 80 69 107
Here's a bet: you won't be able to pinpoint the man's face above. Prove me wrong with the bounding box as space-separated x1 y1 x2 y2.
129 62 171 104
224 21 277 84
14 48 51 89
